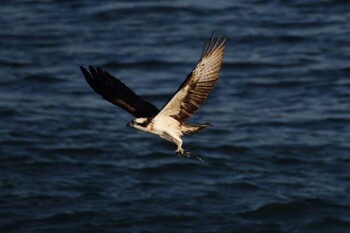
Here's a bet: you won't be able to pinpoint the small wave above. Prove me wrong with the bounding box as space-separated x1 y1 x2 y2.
0 59 32 67
236 34 309 44
238 198 349 220
300 217 350 232
339 66 350 74
225 61 290 69
206 145 249 153
42 210 98 224
0 107 17 117
49 147 105 156
269 156 306 165
92 5 207 19
101 60 187 69
239 201 306 219
0 154 32 164
237 117 350 130
279 0 348 8
22 74 63 84
129 159 202 174
217 181 261 191
324 117 350 123
243 80 313 88
143 213 196 224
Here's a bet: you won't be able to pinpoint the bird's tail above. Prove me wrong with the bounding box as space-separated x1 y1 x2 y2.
182 122 212 135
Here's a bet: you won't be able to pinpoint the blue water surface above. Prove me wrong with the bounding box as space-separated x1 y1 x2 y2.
1 1 350 232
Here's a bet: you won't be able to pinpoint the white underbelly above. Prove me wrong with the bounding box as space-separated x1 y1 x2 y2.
151 116 182 136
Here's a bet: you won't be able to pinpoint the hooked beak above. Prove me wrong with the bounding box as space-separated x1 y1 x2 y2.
126 122 132 127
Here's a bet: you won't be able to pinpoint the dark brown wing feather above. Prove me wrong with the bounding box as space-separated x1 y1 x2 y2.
155 34 226 122
80 65 159 118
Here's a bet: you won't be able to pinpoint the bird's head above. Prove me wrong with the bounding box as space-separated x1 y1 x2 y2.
127 117 150 131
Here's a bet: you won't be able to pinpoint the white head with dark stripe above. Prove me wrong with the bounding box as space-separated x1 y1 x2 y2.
127 117 150 131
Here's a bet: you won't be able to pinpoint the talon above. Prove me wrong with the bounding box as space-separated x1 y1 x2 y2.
176 148 185 155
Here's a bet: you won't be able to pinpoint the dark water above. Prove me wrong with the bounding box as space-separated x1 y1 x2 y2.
1 0 350 232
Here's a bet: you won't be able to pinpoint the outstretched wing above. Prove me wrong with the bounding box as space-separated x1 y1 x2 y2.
80 66 159 118
156 34 226 122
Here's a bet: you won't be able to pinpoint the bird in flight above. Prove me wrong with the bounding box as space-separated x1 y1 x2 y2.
80 34 226 163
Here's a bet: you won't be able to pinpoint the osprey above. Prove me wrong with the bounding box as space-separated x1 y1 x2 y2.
80 34 226 161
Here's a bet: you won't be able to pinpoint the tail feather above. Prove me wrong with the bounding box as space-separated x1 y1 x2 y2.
182 122 212 135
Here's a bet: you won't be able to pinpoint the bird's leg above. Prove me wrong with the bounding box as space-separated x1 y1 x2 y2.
164 131 185 155
174 139 185 155
164 131 206 165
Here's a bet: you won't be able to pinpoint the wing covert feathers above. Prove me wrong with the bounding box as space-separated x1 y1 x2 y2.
157 34 226 122
80 66 159 118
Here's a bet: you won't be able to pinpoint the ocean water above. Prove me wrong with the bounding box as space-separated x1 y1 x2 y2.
1 0 350 232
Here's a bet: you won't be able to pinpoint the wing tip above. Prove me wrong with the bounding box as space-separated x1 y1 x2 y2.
201 33 227 59
210 32 228 43
80 65 87 73
88 65 96 74
80 65 91 79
